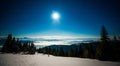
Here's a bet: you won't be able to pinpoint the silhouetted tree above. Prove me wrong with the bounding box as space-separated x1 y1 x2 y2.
11 37 18 53
89 44 95 58
68 48 74 57
38 48 43 53
74 47 79 57
22 42 29 53
59 47 64 56
79 44 83 58
2 34 12 53
17 40 22 52
96 25 110 60
47 47 51 57
83 45 89 58
29 42 36 54
52 48 57 56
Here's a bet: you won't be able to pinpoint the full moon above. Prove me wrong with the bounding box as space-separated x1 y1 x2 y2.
51 11 60 21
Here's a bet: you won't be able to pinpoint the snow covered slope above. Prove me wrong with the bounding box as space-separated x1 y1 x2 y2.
0 54 120 66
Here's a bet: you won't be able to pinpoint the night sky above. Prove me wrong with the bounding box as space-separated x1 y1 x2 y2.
0 0 120 38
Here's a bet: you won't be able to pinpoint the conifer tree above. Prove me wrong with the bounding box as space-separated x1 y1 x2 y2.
2 34 12 53
11 37 16 53
29 42 36 54
96 25 110 60
79 44 83 58
59 47 64 56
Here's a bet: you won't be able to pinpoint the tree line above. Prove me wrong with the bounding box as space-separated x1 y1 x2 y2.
37 25 120 61
1 34 36 54
37 44 96 58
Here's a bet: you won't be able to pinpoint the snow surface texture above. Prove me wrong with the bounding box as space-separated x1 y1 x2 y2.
0 54 120 66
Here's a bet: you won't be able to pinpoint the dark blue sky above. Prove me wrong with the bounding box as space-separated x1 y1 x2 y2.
0 0 120 37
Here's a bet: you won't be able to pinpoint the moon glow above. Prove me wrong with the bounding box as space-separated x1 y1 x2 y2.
52 11 60 21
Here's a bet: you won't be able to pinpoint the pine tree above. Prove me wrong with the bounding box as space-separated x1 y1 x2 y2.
100 26 109 41
2 34 13 53
16 39 22 52
79 44 83 58
29 42 36 54
11 37 16 53
83 45 89 58
89 44 95 58
59 47 64 56
68 48 74 57
74 47 79 57
22 42 29 53
52 48 57 56
96 25 110 60
38 48 42 53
